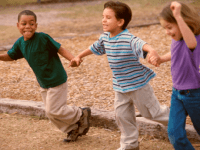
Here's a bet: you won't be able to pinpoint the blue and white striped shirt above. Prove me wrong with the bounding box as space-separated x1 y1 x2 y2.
90 29 156 93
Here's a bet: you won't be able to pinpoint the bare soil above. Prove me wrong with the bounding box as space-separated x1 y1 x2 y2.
0 0 200 149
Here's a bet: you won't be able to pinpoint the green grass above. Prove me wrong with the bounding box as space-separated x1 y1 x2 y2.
55 0 200 20
1 0 200 7
57 3 104 19
0 0 36 7
0 25 20 45
0 0 199 46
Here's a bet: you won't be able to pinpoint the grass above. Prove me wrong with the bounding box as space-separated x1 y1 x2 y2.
0 0 36 7
0 0 200 46
57 4 104 19
0 25 21 45
0 1 200 149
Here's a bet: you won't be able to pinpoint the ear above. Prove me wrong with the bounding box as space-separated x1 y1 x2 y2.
35 23 38 29
118 19 125 28
17 22 19 28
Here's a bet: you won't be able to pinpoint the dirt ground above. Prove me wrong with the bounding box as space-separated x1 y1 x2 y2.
0 0 200 149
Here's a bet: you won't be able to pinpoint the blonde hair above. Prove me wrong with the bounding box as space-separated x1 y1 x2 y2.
159 2 200 35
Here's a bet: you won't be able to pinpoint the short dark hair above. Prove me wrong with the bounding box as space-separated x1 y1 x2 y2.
104 1 132 30
18 10 37 22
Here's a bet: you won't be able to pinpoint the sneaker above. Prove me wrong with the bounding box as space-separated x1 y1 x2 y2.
126 146 139 150
63 128 79 142
78 107 91 135
63 107 91 143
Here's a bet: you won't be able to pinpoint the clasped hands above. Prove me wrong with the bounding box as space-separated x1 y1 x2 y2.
68 57 82 67
147 51 161 67
69 51 161 68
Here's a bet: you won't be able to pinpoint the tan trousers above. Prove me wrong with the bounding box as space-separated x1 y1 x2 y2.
40 81 82 133
115 83 169 150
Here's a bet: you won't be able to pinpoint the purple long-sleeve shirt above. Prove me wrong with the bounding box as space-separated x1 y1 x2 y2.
171 35 200 90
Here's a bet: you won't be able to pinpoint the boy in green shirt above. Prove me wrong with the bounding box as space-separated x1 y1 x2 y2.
0 10 91 142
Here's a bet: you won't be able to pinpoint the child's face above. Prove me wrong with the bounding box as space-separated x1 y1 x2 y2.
17 15 37 41
160 19 182 41
102 8 123 37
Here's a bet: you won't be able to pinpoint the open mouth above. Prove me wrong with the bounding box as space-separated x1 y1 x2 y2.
23 31 33 36
24 31 32 34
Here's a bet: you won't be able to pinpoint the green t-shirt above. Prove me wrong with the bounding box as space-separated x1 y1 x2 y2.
8 32 67 88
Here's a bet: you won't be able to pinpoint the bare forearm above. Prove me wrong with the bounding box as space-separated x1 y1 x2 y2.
142 44 154 53
176 16 197 49
160 52 171 63
0 54 14 61
77 48 93 59
58 47 74 61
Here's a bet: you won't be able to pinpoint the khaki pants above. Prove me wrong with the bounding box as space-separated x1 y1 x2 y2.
40 81 82 133
115 83 169 150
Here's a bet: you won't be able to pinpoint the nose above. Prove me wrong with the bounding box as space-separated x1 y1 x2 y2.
25 23 31 28
102 17 106 23
166 29 170 35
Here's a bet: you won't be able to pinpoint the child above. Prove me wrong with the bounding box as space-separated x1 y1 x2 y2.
153 1 200 150
70 1 169 150
0 10 91 142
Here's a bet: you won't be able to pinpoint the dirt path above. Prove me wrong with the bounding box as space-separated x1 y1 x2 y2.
0 113 175 150
0 1 200 149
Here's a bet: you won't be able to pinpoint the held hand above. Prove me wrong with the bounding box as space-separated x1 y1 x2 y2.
68 57 83 67
170 1 182 18
148 55 161 67
147 51 161 67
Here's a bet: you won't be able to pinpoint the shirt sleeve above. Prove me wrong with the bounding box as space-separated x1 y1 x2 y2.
7 39 23 60
43 33 61 52
89 34 106 55
130 36 147 59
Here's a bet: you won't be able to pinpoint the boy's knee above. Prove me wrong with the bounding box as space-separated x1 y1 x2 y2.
115 109 126 123
46 109 57 118
115 111 123 119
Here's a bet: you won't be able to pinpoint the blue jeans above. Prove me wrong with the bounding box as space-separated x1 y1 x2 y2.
168 87 200 150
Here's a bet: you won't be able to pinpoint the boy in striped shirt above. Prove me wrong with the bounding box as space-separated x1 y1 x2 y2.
71 1 169 150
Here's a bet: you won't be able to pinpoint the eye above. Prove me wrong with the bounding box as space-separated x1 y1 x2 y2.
107 16 111 19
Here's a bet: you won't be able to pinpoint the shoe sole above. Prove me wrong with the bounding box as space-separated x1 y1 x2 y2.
63 137 78 142
63 130 79 143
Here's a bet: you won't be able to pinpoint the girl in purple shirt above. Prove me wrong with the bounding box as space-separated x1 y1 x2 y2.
150 1 200 150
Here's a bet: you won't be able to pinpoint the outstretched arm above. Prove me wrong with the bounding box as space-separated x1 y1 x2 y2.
171 1 197 49
69 48 93 67
160 52 171 63
0 54 14 61
149 52 171 66
58 46 74 61
58 46 80 67
143 44 161 67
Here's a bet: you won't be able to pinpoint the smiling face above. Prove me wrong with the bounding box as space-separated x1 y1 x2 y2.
102 8 124 38
17 15 37 41
160 19 182 41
